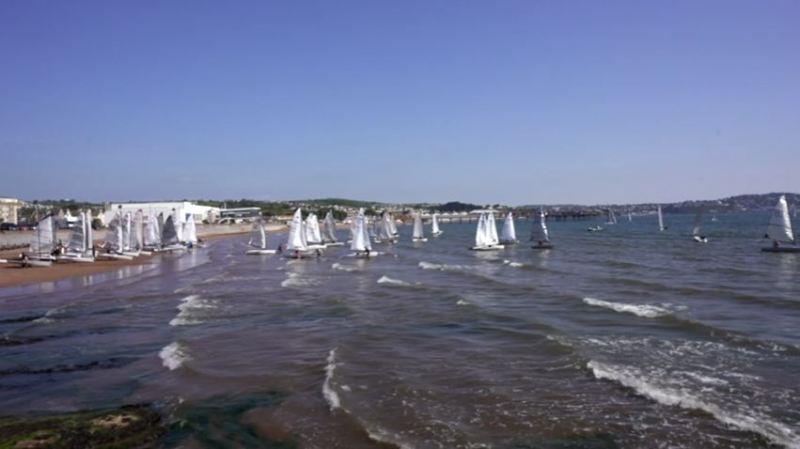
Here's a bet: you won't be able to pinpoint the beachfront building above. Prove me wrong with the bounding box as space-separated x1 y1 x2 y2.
102 201 220 225
0 197 24 225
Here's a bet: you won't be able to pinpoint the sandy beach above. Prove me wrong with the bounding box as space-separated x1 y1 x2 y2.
0 223 286 289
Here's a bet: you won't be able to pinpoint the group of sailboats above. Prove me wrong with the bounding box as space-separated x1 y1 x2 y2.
471 211 504 251
472 210 553 250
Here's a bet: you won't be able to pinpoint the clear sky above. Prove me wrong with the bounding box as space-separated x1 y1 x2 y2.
1 1 798 205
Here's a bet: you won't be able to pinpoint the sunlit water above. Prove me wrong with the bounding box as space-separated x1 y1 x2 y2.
1 212 799 448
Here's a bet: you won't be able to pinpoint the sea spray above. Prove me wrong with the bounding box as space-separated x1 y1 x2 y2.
583 297 671 318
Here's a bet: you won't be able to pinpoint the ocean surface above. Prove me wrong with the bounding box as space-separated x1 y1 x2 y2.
1 212 799 449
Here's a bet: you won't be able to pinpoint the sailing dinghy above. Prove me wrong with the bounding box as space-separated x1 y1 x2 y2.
60 210 95 262
304 213 326 250
762 195 800 253
499 212 517 244
412 212 427 242
1 215 59 267
606 209 617 225
431 213 443 236
470 212 504 251
284 208 321 258
349 209 379 258
143 212 161 251
691 209 708 243
97 212 134 260
532 209 554 249
158 213 185 253
657 205 667 231
322 211 344 246
246 219 276 255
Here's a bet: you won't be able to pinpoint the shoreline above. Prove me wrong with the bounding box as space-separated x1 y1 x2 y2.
0 225 286 289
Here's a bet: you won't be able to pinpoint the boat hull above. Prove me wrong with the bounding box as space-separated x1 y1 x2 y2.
412 238 428 242
761 246 800 253
470 245 505 251
532 243 554 250
324 242 345 247
246 249 277 255
96 253 134 261
58 255 96 263
347 251 382 258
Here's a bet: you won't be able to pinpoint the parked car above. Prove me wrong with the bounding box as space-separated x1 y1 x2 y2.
0 223 19 231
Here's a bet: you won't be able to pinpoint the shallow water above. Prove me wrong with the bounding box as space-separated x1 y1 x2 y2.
1 212 799 448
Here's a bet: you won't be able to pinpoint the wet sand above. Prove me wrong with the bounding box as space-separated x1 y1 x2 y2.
0 225 286 289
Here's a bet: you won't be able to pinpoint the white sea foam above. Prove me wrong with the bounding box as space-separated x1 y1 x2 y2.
169 294 216 326
332 263 358 272
33 306 66 324
583 297 670 318
322 348 341 411
281 273 316 288
587 360 800 448
159 341 190 371
502 259 525 268
418 261 467 272
377 275 410 286
456 299 469 306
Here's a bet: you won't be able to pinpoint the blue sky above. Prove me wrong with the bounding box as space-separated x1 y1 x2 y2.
1 1 798 205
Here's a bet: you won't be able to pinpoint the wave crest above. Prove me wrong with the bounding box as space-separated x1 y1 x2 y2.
583 297 670 318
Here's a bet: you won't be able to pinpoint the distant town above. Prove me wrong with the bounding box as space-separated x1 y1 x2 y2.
0 193 798 231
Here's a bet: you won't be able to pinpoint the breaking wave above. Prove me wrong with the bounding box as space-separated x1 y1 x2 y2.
281 273 316 288
332 263 359 272
322 348 340 411
159 341 190 371
588 360 800 448
377 276 410 286
583 297 671 318
169 294 216 326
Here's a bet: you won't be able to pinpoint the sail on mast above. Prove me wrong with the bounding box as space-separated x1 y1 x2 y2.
500 212 516 243
766 195 795 243
657 206 665 231
486 211 499 245
412 212 424 239
431 213 441 234
286 208 308 251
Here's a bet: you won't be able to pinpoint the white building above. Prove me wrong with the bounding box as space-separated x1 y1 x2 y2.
103 201 220 225
0 197 24 225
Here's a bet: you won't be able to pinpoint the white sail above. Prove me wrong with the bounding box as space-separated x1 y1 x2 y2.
104 213 124 252
431 213 441 234
30 215 57 258
657 205 665 231
248 220 267 249
766 195 795 243
628 211 633 222
388 214 398 236
486 211 499 245
144 213 161 247
67 212 87 254
607 209 617 224
412 212 425 239
532 208 550 242
500 212 516 243
474 213 488 247
381 212 394 240
286 208 308 251
323 211 338 243
304 213 322 244
185 214 198 244
122 212 132 250
174 211 184 242
132 210 144 250
350 209 371 251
